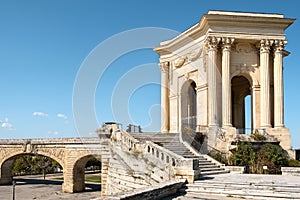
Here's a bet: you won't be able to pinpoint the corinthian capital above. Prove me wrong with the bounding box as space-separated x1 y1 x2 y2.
159 61 170 73
221 37 235 51
274 40 288 54
206 36 221 51
259 39 273 53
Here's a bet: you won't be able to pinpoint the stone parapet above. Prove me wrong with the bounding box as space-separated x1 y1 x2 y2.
104 179 186 200
281 167 300 176
225 166 245 174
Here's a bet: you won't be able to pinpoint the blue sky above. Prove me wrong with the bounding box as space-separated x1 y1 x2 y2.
0 0 299 148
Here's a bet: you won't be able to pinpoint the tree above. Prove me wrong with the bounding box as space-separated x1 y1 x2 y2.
12 154 62 176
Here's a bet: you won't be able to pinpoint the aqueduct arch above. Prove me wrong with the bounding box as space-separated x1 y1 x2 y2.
0 138 110 197
0 152 64 185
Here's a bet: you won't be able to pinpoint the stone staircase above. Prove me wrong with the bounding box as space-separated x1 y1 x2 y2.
175 173 300 200
131 132 228 176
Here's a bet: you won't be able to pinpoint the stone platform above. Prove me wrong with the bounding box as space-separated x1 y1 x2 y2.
175 173 300 199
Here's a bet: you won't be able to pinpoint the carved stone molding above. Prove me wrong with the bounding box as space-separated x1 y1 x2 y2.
259 39 273 53
274 40 287 54
159 61 170 73
206 36 221 51
234 43 256 54
171 48 203 69
231 63 258 74
188 48 203 62
221 37 235 51
173 57 186 68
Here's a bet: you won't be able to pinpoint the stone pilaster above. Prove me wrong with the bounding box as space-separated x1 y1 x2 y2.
159 61 170 133
206 36 220 127
273 40 287 128
221 37 234 127
259 39 273 128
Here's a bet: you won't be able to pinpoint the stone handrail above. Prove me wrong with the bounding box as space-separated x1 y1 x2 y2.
144 140 184 166
115 130 187 167
111 130 200 183
143 141 200 183
117 130 141 151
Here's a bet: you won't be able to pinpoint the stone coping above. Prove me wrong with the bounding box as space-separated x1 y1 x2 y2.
225 166 245 174
0 137 101 144
103 179 186 200
281 167 300 176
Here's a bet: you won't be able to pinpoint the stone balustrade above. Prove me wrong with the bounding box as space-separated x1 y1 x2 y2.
144 141 183 167
111 130 200 184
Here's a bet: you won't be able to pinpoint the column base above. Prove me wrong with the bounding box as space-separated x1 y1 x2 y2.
266 127 292 152
274 125 285 128
260 125 272 129
222 124 232 128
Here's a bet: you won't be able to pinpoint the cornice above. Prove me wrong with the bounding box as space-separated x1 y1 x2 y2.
153 11 295 56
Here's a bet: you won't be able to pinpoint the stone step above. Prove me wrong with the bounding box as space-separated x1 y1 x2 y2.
199 164 218 168
190 181 300 194
200 169 229 176
183 175 300 200
198 162 213 166
200 167 222 172
184 188 300 200
162 146 189 150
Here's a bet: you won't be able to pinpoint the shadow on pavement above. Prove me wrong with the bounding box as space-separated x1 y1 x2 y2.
14 178 101 192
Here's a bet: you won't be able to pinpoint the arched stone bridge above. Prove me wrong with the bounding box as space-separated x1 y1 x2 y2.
0 137 110 196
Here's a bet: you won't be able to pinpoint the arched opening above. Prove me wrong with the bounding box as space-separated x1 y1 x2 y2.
0 153 63 186
72 155 101 192
181 80 197 134
231 76 252 134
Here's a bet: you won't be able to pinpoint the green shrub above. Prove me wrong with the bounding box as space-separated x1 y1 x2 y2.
250 131 266 141
229 142 288 174
209 151 228 164
287 159 300 167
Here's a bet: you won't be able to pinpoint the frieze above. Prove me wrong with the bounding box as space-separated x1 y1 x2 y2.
171 47 203 69
233 43 256 54
231 63 258 74
173 57 186 68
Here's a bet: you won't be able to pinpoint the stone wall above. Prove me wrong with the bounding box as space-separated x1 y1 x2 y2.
104 179 186 200
105 130 199 196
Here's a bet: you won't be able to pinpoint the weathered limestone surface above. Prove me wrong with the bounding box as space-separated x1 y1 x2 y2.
104 179 186 200
106 130 199 196
154 10 295 154
0 137 110 197
281 167 300 176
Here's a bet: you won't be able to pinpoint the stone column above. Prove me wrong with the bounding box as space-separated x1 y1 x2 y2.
273 40 287 128
221 37 234 127
259 39 272 128
159 61 170 133
206 36 220 127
